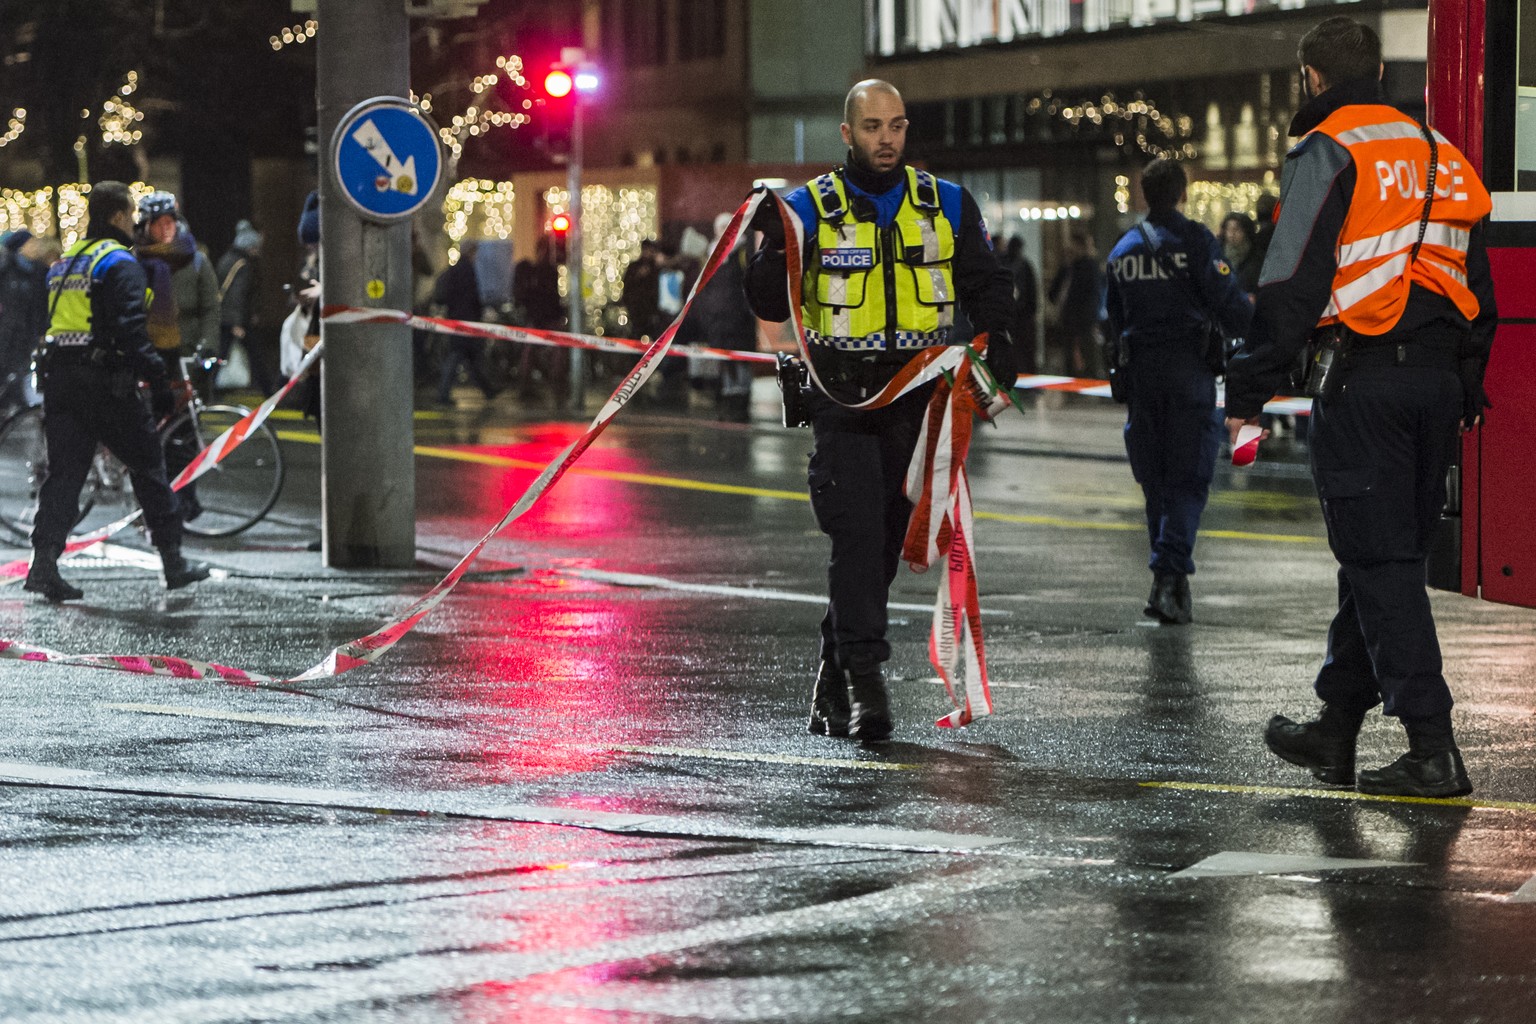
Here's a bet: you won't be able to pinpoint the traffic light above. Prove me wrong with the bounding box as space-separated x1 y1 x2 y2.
547 213 570 263
535 62 575 156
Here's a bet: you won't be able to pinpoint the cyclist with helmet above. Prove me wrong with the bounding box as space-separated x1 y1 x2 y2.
24 181 210 603
134 190 221 376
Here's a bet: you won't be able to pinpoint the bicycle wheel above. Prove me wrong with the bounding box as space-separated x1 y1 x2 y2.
0 406 111 541
162 404 285 538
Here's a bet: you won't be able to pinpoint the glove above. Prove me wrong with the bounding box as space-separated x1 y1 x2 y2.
1458 356 1491 429
748 186 787 248
982 332 1019 392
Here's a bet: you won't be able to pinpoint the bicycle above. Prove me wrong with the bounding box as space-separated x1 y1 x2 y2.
0 351 286 541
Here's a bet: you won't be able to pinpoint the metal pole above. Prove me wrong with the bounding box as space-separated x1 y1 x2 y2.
315 0 416 568
566 99 585 413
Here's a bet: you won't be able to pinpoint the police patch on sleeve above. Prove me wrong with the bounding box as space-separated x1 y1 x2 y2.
1215 259 1232 275
821 247 874 270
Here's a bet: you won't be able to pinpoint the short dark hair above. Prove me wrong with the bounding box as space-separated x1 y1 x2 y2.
87 180 134 230
1298 16 1381 88
1140 158 1187 212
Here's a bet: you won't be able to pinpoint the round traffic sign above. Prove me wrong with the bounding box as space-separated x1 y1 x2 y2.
330 97 443 221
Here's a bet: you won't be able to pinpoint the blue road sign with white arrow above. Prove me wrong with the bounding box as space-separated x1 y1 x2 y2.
331 98 443 221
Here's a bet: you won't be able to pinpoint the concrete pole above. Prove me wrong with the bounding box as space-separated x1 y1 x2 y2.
315 0 416 568
566 99 586 413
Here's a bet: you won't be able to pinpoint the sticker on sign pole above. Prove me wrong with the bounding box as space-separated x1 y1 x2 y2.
330 97 443 221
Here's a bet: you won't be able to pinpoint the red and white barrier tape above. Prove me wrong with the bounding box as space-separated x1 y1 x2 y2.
321 305 778 365
0 194 771 688
1012 373 1312 416
0 340 327 580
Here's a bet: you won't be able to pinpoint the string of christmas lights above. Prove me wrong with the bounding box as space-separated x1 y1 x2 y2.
98 71 144 147
0 108 25 149
269 19 317 51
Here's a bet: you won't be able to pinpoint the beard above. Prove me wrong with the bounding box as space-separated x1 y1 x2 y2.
851 140 902 172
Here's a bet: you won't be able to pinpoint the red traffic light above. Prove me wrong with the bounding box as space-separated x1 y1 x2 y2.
543 68 573 99
549 213 571 233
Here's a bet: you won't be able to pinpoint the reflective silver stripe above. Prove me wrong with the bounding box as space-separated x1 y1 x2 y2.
1337 222 1469 268
827 275 847 307
45 332 91 346
1334 122 1451 147
919 216 940 261
1418 252 1468 287
1324 252 1409 317
831 299 850 340
927 269 952 328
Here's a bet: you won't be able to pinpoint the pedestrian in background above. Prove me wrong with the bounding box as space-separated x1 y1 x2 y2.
743 79 1016 742
1048 229 1107 377
0 229 52 408
1106 158 1252 625
432 241 500 407
679 212 757 422
1225 16 1496 798
1220 212 1262 296
215 218 270 395
24 181 209 603
999 235 1040 376
512 236 565 402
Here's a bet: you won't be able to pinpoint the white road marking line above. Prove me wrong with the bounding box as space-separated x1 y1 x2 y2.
100 702 332 728
918 675 1038 690
1172 851 1418 879
565 567 1008 616
0 761 1019 852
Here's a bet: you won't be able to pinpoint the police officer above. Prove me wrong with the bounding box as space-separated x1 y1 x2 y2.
1224 18 1496 797
743 79 1016 741
24 181 210 603
1106 158 1253 625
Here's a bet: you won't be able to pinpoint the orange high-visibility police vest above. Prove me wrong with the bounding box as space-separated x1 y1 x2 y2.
1309 104 1491 335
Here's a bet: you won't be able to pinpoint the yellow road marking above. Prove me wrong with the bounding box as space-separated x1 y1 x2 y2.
608 743 916 771
1142 779 1536 813
101 702 331 728
276 429 1324 545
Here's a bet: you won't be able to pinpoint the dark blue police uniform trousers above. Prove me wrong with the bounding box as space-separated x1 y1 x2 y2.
1123 348 1223 577
33 361 183 554
1308 362 1461 720
806 382 932 675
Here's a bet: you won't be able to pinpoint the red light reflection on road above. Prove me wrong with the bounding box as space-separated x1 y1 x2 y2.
427 426 657 541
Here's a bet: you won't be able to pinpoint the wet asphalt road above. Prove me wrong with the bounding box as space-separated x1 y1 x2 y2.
3 381 1536 1023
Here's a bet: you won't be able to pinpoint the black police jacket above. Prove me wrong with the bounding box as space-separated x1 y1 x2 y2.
63 226 170 390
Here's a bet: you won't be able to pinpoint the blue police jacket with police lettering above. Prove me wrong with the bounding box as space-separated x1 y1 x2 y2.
1105 209 1252 350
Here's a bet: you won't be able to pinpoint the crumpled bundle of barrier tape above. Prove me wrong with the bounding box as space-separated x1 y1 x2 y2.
772 194 1015 728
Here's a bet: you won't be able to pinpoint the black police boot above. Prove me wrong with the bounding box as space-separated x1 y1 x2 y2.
160 546 211 590
23 549 83 603
1357 713 1472 798
848 667 894 742
807 661 851 737
1149 572 1192 625
1263 704 1365 786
